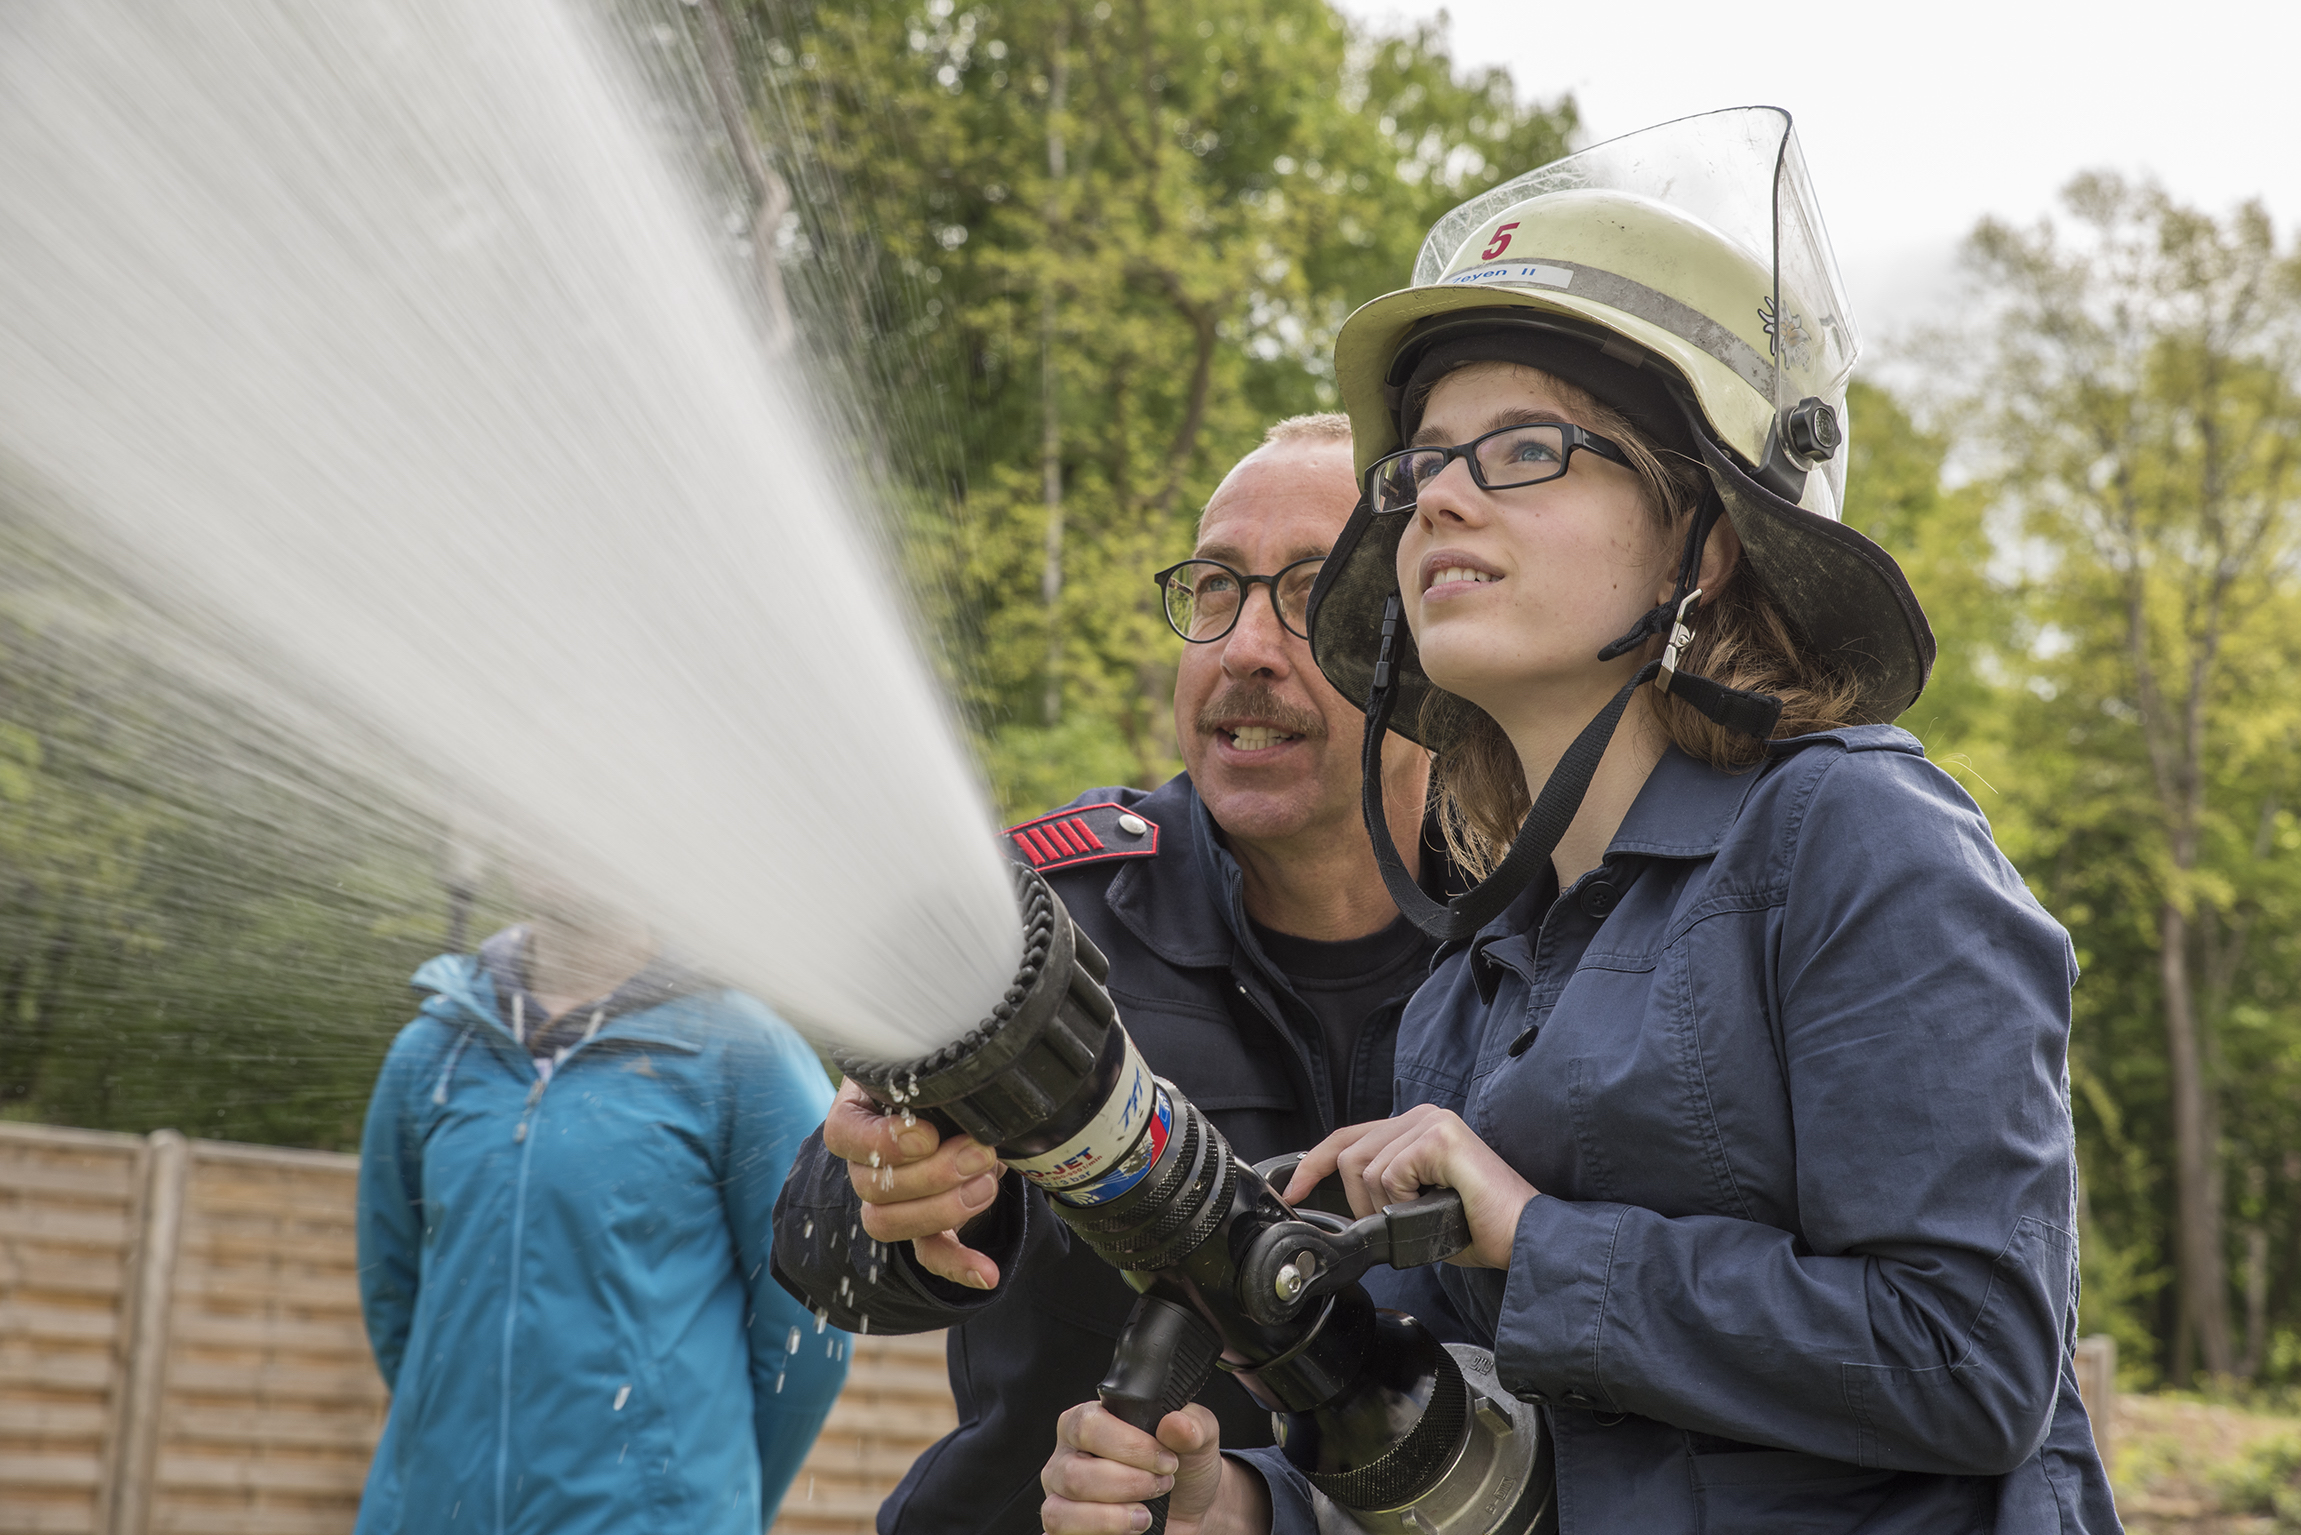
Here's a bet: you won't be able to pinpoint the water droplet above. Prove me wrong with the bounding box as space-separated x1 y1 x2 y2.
859 1314 869 1335
774 1369 786 1393
787 1325 800 1354
802 1218 813 1239
814 1308 828 1334
900 1108 916 1129
868 1148 882 1168
613 1384 631 1411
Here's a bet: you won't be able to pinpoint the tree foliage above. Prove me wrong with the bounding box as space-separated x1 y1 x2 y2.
0 522 465 1147
742 0 1573 812
1945 176 2301 1384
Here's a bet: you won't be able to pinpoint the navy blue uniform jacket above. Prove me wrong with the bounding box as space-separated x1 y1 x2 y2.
1240 728 2120 1533
770 773 1467 1534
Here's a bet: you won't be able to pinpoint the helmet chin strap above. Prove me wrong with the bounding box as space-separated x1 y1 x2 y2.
1360 504 1784 942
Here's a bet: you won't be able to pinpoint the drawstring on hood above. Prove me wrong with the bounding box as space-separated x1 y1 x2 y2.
433 1028 478 1105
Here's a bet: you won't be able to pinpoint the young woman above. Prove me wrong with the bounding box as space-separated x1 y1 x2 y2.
1038 109 2119 1535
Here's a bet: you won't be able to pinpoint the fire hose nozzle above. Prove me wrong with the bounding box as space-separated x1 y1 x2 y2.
833 870 1548 1533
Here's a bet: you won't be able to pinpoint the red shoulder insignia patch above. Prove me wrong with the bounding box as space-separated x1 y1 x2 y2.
1005 802 1159 872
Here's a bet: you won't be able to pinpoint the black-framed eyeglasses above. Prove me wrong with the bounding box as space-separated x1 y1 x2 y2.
1366 422 1631 516
1152 557 1324 643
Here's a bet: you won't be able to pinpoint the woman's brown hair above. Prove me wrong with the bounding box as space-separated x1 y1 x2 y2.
1417 365 1866 879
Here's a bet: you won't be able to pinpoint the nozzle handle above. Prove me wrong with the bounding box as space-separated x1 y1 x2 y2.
1098 1292 1222 1535
1235 1183 1473 1327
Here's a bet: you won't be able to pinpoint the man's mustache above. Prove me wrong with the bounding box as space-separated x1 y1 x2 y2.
1194 683 1325 740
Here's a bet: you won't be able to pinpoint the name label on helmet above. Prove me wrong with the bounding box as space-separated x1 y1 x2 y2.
1450 261 1574 290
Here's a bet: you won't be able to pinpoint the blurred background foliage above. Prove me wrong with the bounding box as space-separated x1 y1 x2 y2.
4 0 2301 1398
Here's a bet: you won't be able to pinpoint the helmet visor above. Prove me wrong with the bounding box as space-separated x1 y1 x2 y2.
1413 106 1857 509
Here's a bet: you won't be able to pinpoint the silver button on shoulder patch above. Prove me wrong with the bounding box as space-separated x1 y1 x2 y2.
1116 814 1149 837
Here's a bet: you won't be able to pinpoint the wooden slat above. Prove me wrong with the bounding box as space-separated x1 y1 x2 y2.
0 1303 128 1346
161 1406 383 1453
0 1124 144 1154
0 1401 110 1437
0 1352 116 1393
156 1451 370 1495
163 1312 373 1356
0 1506 101 1535
184 1144 355 1176
170 1270 360 1313
0 1207 135 1247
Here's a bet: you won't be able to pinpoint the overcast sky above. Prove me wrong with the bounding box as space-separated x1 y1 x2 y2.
1333 0 2301 357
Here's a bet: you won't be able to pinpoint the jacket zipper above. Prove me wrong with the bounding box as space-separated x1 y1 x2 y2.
512 1075 545 1143
496 1068 543 1535
1231 974 1332 1139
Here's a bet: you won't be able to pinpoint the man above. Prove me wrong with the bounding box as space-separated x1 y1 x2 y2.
355 864 845 1535
770 415 1459 1534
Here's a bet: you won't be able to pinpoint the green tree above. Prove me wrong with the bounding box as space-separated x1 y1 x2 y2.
1958 175 2301 1382
737 0 1573 814
0 511 456 1147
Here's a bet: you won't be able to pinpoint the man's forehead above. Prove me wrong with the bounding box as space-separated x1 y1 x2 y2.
1194 442 1355 555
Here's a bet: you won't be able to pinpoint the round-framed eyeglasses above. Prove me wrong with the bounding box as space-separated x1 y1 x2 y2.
1366 421 1630 516
1152 556 1324 643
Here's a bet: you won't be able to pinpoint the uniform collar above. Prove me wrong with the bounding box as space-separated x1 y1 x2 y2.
1103 772 1463 973
1453 746 1754 958
1102 773 1242 970
1604 744 1767 862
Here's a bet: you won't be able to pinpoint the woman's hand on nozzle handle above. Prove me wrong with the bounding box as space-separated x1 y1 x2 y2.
1041 1402 1270 1535
1283 1103 1536 1270
824 1077 1004 1290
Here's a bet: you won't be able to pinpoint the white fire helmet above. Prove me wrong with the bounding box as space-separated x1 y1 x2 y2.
1311 106 1932 747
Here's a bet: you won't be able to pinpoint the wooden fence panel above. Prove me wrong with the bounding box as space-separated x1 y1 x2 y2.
147 1143 383 1535
0 1123 959 1534
774 1330 959 1535
0 1122 144 1535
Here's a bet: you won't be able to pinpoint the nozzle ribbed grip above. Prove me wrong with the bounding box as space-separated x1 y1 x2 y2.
1099 1294 1222 1535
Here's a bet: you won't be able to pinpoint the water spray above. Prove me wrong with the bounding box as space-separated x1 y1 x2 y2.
0 0 1018 1060
840 870 1553 1535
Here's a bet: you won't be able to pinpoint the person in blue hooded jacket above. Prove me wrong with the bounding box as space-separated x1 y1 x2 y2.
353 872 844 1535
1038 110 2117 1535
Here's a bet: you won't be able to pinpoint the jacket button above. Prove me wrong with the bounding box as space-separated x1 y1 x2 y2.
1577 880 1618 919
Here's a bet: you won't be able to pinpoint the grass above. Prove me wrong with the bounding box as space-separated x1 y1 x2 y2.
2114 1393 2301 1532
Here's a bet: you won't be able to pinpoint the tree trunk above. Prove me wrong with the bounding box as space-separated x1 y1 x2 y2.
2239 1163 2269 1380
692 0 797 352
2161 899 2233 1378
